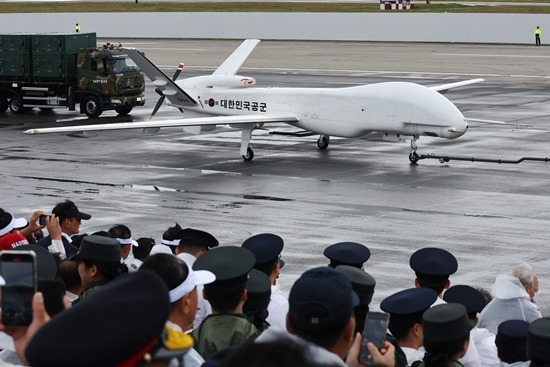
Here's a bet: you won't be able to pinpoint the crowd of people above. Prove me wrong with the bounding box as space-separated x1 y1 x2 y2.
0 199 549 367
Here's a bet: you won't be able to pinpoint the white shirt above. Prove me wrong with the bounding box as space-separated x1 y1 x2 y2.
124 256 142 273
266 282 289 330
402 346 425 365
472 327 499 367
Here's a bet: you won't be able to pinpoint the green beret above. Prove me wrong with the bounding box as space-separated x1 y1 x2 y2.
70 235 121 263
423 303 474 342
528 317 550 359
335 265 376 305
193 246 255 284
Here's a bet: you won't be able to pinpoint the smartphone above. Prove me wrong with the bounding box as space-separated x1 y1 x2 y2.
0 251 37 327
38 215 48 226
359 311 390 366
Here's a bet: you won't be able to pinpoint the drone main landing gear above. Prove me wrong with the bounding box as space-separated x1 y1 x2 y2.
240 124 254 161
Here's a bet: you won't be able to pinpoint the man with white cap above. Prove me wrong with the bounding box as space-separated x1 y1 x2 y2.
0 208 29 251
175 228 219 328
139 253 215 367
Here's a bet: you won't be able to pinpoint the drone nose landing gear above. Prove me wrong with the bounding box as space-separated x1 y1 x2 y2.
409 136 420 164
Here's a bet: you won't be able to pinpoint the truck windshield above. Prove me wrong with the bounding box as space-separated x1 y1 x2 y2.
111 57 140 73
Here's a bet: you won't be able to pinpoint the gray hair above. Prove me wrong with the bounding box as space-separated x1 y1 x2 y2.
511 264 536 288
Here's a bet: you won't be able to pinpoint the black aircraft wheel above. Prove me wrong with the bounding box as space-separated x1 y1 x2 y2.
9 96 23 114
242 146 254 161
115 105 133 115
317 135 330 150
83 95 102 118
409 152 419 164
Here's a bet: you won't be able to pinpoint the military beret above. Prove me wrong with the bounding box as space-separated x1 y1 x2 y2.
495 319 529 353
25 271 171 367
179 228 219 249
443 285 487 318
409 247 457 276
15 244 57 280
242 233 283 265
423 303 474 342
243 269 272 313
70 235 121 263
528 317 550 359
335 265 376 306
380 288 437 317
324 242 370 268
193 246 255 283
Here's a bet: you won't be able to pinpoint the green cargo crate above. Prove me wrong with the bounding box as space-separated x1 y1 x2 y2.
32 53 78 81
0 34 29 53
31 33 96 54
0 53 29 77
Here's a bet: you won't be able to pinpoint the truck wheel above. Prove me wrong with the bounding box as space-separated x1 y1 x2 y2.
9 96 23 114
115 105 133 115
83 95 102 118
0 97 7 113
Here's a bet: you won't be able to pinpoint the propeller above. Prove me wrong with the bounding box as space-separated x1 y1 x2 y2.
149 63 184 119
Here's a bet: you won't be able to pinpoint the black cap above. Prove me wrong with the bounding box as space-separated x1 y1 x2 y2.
443 285 487 319
495 319 529 353
243 269 272 313
193 246 255 284
14 245 57 280
422 303 475 342
25 271 171 367
528 317 550 359
410 247 457 276
242 233 283 265
324 242 370 268
53 203 91 221
335 265 376 306
70 235 121 262
179 228 219 249
289 267 359 330
380 288 437 318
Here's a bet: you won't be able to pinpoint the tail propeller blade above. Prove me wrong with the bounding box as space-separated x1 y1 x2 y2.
149 63 185 119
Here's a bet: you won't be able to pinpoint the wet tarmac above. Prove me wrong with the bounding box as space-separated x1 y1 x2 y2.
2 40 550 311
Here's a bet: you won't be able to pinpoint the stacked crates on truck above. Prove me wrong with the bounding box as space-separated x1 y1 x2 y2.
0 32 96 113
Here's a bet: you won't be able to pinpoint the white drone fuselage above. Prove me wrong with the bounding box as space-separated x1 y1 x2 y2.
177 75 467 140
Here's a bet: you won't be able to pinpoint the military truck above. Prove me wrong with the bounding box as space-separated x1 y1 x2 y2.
0 32 145 118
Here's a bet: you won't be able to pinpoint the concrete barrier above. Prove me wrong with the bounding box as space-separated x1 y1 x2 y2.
0 12 546 44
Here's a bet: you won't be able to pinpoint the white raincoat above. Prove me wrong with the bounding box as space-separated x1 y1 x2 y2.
477 274 541 334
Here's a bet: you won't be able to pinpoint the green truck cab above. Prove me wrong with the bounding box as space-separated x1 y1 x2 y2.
0 32 145 118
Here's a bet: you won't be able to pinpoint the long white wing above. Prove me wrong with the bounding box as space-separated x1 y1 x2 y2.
122 48 197 107
23 114 299 135
430 78 485 93
213 39 261 76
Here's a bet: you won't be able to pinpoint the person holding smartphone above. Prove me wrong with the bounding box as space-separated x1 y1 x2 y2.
255 267 395 367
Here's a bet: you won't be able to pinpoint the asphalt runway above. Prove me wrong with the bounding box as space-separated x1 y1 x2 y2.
2 40 550 313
